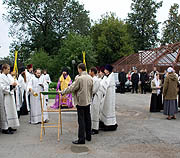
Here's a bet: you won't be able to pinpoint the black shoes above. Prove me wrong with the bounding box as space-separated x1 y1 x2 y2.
2 129 14 134
8 127 17 132
2 127 17 134
91 129 99 135
72 140 85 144
86 137 91 141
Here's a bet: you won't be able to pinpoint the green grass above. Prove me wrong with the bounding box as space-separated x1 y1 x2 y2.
48 89 57 99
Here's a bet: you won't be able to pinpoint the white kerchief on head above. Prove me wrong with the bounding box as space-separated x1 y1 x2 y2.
167 67 173 73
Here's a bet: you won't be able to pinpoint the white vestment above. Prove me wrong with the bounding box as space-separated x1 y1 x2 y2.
0 74 20 129
17 74 27 111
41 74 51 102
91 76 101 130
25 70 34 111
7 74 21 111
100 73 117 126
28 75 48 124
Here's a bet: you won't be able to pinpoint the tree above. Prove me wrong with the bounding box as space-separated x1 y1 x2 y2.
58 32 97 76
28 33 97 81
3 0 91 56
27 49 59 81
91 14 134 66
161 3 180 45
0 56 13 66
127 0 162 51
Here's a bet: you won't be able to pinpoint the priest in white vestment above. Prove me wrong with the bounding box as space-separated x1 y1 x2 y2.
0 64 20 134
42 70 51 104
89 67 101 135
28 69 49 124
99 64 118 131
7 69 21 118
18 70 29 115
25 64 34 111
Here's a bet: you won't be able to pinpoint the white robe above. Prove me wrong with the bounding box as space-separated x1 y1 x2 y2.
17 74 27 111
7 74 21 111
0 74 20 129
28 75 48 124
91 76 101 130
41 74 51 102
25 70 34 111
100 73 117 126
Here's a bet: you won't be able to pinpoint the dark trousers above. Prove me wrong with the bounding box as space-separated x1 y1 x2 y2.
120 82 125 93
76 105 91 142
178 90 180 108
132 83 138 93
141 82 146 94
20 92 28 115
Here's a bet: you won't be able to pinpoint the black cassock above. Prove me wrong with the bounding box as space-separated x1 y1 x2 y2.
150 93 163 112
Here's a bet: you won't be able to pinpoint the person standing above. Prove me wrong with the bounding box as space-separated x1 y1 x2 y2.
89 67 100 135
99 64 118 131
51 68 73 109
0 64 20 134
150 67 158 79
28 68 49 124
178 71 180 108
42 70 51 104
140 69 149 94
150 73 163 112
99 67 105 79
26 64 34 112
163 67 179 120
131 69 139 93
118 69 127 93
7 67 20 117
18 69 29 116
60 63 93 144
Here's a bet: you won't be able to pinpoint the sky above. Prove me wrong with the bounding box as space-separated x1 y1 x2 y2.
0 0 180 58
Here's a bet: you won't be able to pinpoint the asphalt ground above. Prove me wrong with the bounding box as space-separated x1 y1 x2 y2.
1 93 180 158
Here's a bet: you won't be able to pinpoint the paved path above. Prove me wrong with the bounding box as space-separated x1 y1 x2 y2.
1 93 180 158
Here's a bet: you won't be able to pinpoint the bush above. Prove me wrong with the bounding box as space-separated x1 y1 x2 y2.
49 82 57 89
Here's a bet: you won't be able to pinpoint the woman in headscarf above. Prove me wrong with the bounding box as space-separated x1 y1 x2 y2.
51 68 73 109
163 67 179 120
150 73 163 112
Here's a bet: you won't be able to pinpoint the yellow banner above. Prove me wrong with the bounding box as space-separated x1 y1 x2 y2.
13 50 18 74
82 51 87 71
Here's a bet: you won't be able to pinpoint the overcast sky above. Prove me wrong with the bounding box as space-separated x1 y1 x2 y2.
0 0 180 58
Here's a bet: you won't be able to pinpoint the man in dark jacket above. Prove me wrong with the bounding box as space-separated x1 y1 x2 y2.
131 69 139 93
140 69 149 94
118 69 127 93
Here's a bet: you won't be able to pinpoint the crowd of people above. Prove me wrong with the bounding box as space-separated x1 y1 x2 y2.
0 62 179 144
59 63 118 144
118 68 150 94
118 66 180 120
0 64 51 134
0 63 118 145
149 67 179 120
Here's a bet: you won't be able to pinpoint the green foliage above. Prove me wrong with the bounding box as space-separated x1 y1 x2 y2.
48 89 57 99
161 3 180 45
26 33 96 81
127 0 162 51
27 49 57 80
91 13 134 66
0 56 13 66
3 0 91 57
58 32 97 72
49 82 58 89
27 49 51 70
